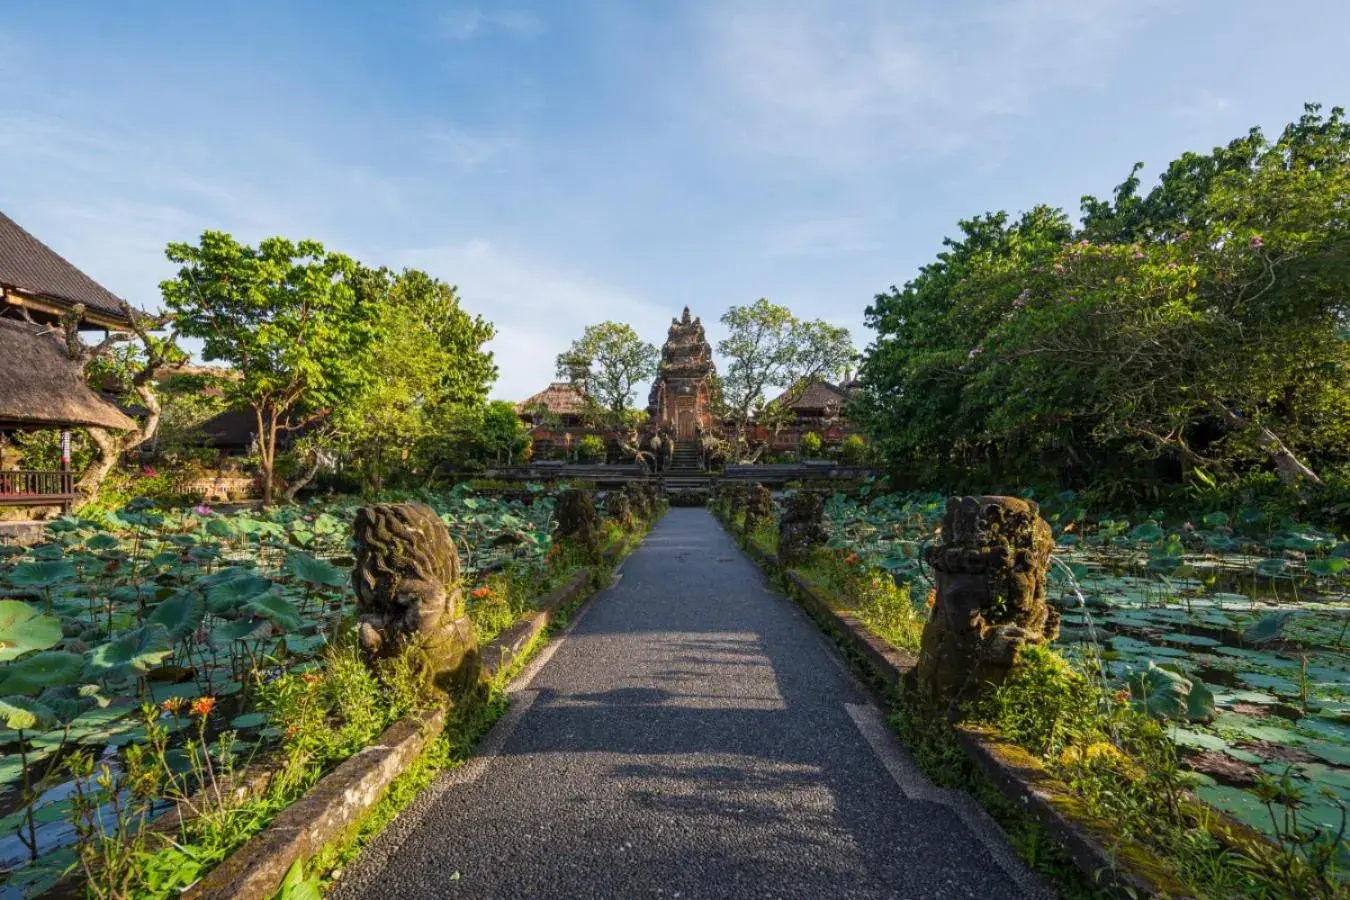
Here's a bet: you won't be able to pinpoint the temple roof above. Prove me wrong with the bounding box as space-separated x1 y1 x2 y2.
0 318 138 430
0 210 135 326
769 379 850 413
515 382 589 417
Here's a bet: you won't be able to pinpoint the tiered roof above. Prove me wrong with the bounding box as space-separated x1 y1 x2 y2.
0 210 135 328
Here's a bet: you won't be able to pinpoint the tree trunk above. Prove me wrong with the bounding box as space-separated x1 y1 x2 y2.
258 407 278 508
1207 399 1321 486
282 450 322 504
74 379 165 508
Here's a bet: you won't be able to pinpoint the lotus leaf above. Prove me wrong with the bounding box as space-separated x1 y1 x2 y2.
0 600 63 661
285 552 347 587
149 590 207 641
0 696 56 731
0 650 85 695
243 593 303 631
1242 611 1294 644
8 559 76 588
87 623 174 678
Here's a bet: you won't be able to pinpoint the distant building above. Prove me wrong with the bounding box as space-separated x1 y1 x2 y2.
0 210 139 511
515 382 594 459
647 307 716 440
750 377 862 454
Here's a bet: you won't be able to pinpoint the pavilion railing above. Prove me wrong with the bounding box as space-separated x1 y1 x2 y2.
0 470 76 503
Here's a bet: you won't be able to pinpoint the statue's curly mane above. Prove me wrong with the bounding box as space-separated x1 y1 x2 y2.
352 502 458 610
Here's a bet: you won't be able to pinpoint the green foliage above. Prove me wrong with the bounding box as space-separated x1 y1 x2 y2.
575 434 606 463
859 105 1350 495
839 433 870 465
161 232 379 505
556 321 659 430
717 299 854 460
800 431 822 458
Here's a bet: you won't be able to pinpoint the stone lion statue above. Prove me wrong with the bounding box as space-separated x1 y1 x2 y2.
352 502 482 700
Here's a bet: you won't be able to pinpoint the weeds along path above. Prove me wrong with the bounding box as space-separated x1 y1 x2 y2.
334 508 1047 900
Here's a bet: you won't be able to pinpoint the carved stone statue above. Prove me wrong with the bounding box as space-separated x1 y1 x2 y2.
352 502 482 700
915 496 1057 718
778 490 827 566
605 490 634 528
743 483 773 539
556 489 602 561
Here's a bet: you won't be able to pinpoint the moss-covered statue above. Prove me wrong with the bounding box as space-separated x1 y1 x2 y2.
352 502 483 701
556 489 602 562
778 490 827 566
914 496 1057 718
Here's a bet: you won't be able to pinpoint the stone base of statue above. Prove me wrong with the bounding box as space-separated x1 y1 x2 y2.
557 489 602 561
352 502 483 701
914 496 1057 718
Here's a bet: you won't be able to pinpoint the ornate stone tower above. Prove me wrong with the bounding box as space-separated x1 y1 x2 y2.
647 307 716 440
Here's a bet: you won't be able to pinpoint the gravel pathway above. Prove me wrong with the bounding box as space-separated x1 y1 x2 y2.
333 508 1052 900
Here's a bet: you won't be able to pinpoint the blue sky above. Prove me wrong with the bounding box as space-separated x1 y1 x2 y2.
2 1 1347 401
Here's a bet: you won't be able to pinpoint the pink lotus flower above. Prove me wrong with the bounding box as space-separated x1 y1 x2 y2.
193 504 213 516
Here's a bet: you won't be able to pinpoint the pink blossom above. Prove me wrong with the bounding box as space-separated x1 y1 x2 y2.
1249 234 1264 249
1166 262 1179 270
1133 251 1145 260
1052 263 1065 275
193 504 213 516
1179 231 1190 241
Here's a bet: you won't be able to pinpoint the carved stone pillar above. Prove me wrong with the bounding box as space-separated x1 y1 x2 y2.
742 483 773 539
916 496 1057 717
556 489 602 561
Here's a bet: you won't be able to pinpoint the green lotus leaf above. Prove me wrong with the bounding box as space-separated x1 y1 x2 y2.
242 593 303 631
0 696 56 731
1186 680 1217 723
1242 611 1294 644
1128 661 1192 720
1129 523 1165 542
8 559 76 588
230 712 268 730
1255 558 1287 577
0 651 85 695
1172 727 1227 751
84 533 120 551
204 573 274 615
0 600 63 661
87 624 174 678
148 590 206 642
1306 557 1348 577
285 552 347 587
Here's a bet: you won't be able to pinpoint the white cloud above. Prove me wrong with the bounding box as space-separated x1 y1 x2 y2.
439 8 543 41
393 239 671 401
687 0 1170 171
426 125 521 172
762 216 877 258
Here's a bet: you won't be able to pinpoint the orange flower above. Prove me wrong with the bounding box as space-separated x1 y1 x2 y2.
190 696 216 718
471 585 491 599
1112 689 1131 705
844 553 859 565
301 673 321 686
925 588 937 609
161 697 185 716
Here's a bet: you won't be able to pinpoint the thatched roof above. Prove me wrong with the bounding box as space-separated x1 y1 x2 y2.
0 318 138 430
0 210 132 325
770 380 849 413
515 382 589 417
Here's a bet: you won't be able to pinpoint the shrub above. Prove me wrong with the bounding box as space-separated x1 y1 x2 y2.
575 435 605 463
800 432 822 458
839 434 869 465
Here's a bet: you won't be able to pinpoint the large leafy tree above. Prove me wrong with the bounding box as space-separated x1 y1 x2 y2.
717 298 854 460
555 322 659 430
161 233 376 506
328 266 497 492
859 104 1350 493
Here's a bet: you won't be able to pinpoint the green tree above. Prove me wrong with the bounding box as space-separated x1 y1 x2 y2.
858 104 1350 494
329 266 496 491
161 232 376 506
717 299 854 460
555 322 659 430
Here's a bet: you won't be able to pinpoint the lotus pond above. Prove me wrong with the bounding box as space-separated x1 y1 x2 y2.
0 486 564 897
820 489 1350 854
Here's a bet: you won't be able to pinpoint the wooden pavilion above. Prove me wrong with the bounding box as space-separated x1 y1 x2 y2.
0 210 139 512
